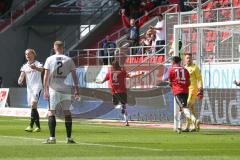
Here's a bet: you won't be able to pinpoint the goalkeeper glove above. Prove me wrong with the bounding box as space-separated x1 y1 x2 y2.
234 80 240 86
197 88 204 100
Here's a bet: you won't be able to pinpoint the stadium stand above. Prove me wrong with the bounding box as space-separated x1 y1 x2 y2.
0 0 52 33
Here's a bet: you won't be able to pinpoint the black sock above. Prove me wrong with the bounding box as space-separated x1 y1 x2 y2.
33 109 40 128
65 115 72 138
30 109 35 128
48 116 56 138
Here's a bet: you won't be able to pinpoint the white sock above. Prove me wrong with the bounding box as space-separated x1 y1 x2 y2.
178 111 182 129
50 137 55 140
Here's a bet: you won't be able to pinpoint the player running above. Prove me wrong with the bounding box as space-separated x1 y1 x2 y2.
43 41 80 144
183 53 203 132
18 49 44 132
168 56 200 133
96 60 144 126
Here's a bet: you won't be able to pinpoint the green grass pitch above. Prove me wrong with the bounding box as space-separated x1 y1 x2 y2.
0 116 240 160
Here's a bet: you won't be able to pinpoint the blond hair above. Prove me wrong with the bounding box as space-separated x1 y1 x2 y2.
54 40 64 49
25 49 37 57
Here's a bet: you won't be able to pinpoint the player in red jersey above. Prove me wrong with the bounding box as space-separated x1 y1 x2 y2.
96 60 144 126
168 56 200 133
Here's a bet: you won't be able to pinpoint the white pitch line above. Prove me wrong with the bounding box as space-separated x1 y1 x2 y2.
0 135 163 152
1 135 240 152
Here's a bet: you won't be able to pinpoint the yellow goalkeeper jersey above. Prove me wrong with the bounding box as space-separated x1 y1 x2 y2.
184 63 203 90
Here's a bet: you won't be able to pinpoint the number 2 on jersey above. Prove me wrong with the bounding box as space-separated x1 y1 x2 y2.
175 69 186 81
57 61 63 75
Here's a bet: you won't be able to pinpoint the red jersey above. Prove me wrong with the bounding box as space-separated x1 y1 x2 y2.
168 65 190 96
105 69 127 94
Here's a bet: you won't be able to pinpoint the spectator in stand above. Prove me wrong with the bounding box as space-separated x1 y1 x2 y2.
168 40 183 59
121 9 148 49
139 30 153 54
150 13 165 54
101 35 116 65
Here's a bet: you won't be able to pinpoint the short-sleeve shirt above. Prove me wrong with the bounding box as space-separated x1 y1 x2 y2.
184 63 203 90
155 20 165 41
168 65 190 96
20 61 43 91
44 54 76 93
105 70 127 94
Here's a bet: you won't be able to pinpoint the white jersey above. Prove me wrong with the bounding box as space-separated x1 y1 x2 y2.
44 54 75 93
20 61 43 92
155 20 165 41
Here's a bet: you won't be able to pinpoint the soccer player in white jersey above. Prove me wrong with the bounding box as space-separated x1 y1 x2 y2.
43 41 80 144
18 49 44 132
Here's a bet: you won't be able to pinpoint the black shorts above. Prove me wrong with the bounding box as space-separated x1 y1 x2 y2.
175 93 188 108
112 93 127 105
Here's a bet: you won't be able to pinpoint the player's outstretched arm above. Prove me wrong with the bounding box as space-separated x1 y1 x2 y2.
95 78 107 84
18 72 25 86
127 72 145 78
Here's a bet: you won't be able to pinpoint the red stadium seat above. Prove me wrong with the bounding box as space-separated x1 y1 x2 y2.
157 56 164 63
125 57 130 64
192 32 197 41
234 0 240 6
221 32 230 41
192 43 197 53
191 14 198 22
138 57 143 63
205 41 214 52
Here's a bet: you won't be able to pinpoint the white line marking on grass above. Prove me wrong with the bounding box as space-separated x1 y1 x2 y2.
1 135 240 152
0 135 163 151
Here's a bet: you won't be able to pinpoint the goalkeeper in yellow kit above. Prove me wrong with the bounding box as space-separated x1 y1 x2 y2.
183 53 203 132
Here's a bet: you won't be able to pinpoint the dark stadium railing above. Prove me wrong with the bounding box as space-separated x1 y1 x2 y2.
0 0 41 33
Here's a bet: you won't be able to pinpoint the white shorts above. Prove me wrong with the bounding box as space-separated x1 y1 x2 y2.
49 91 72 111
27 89 41 106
